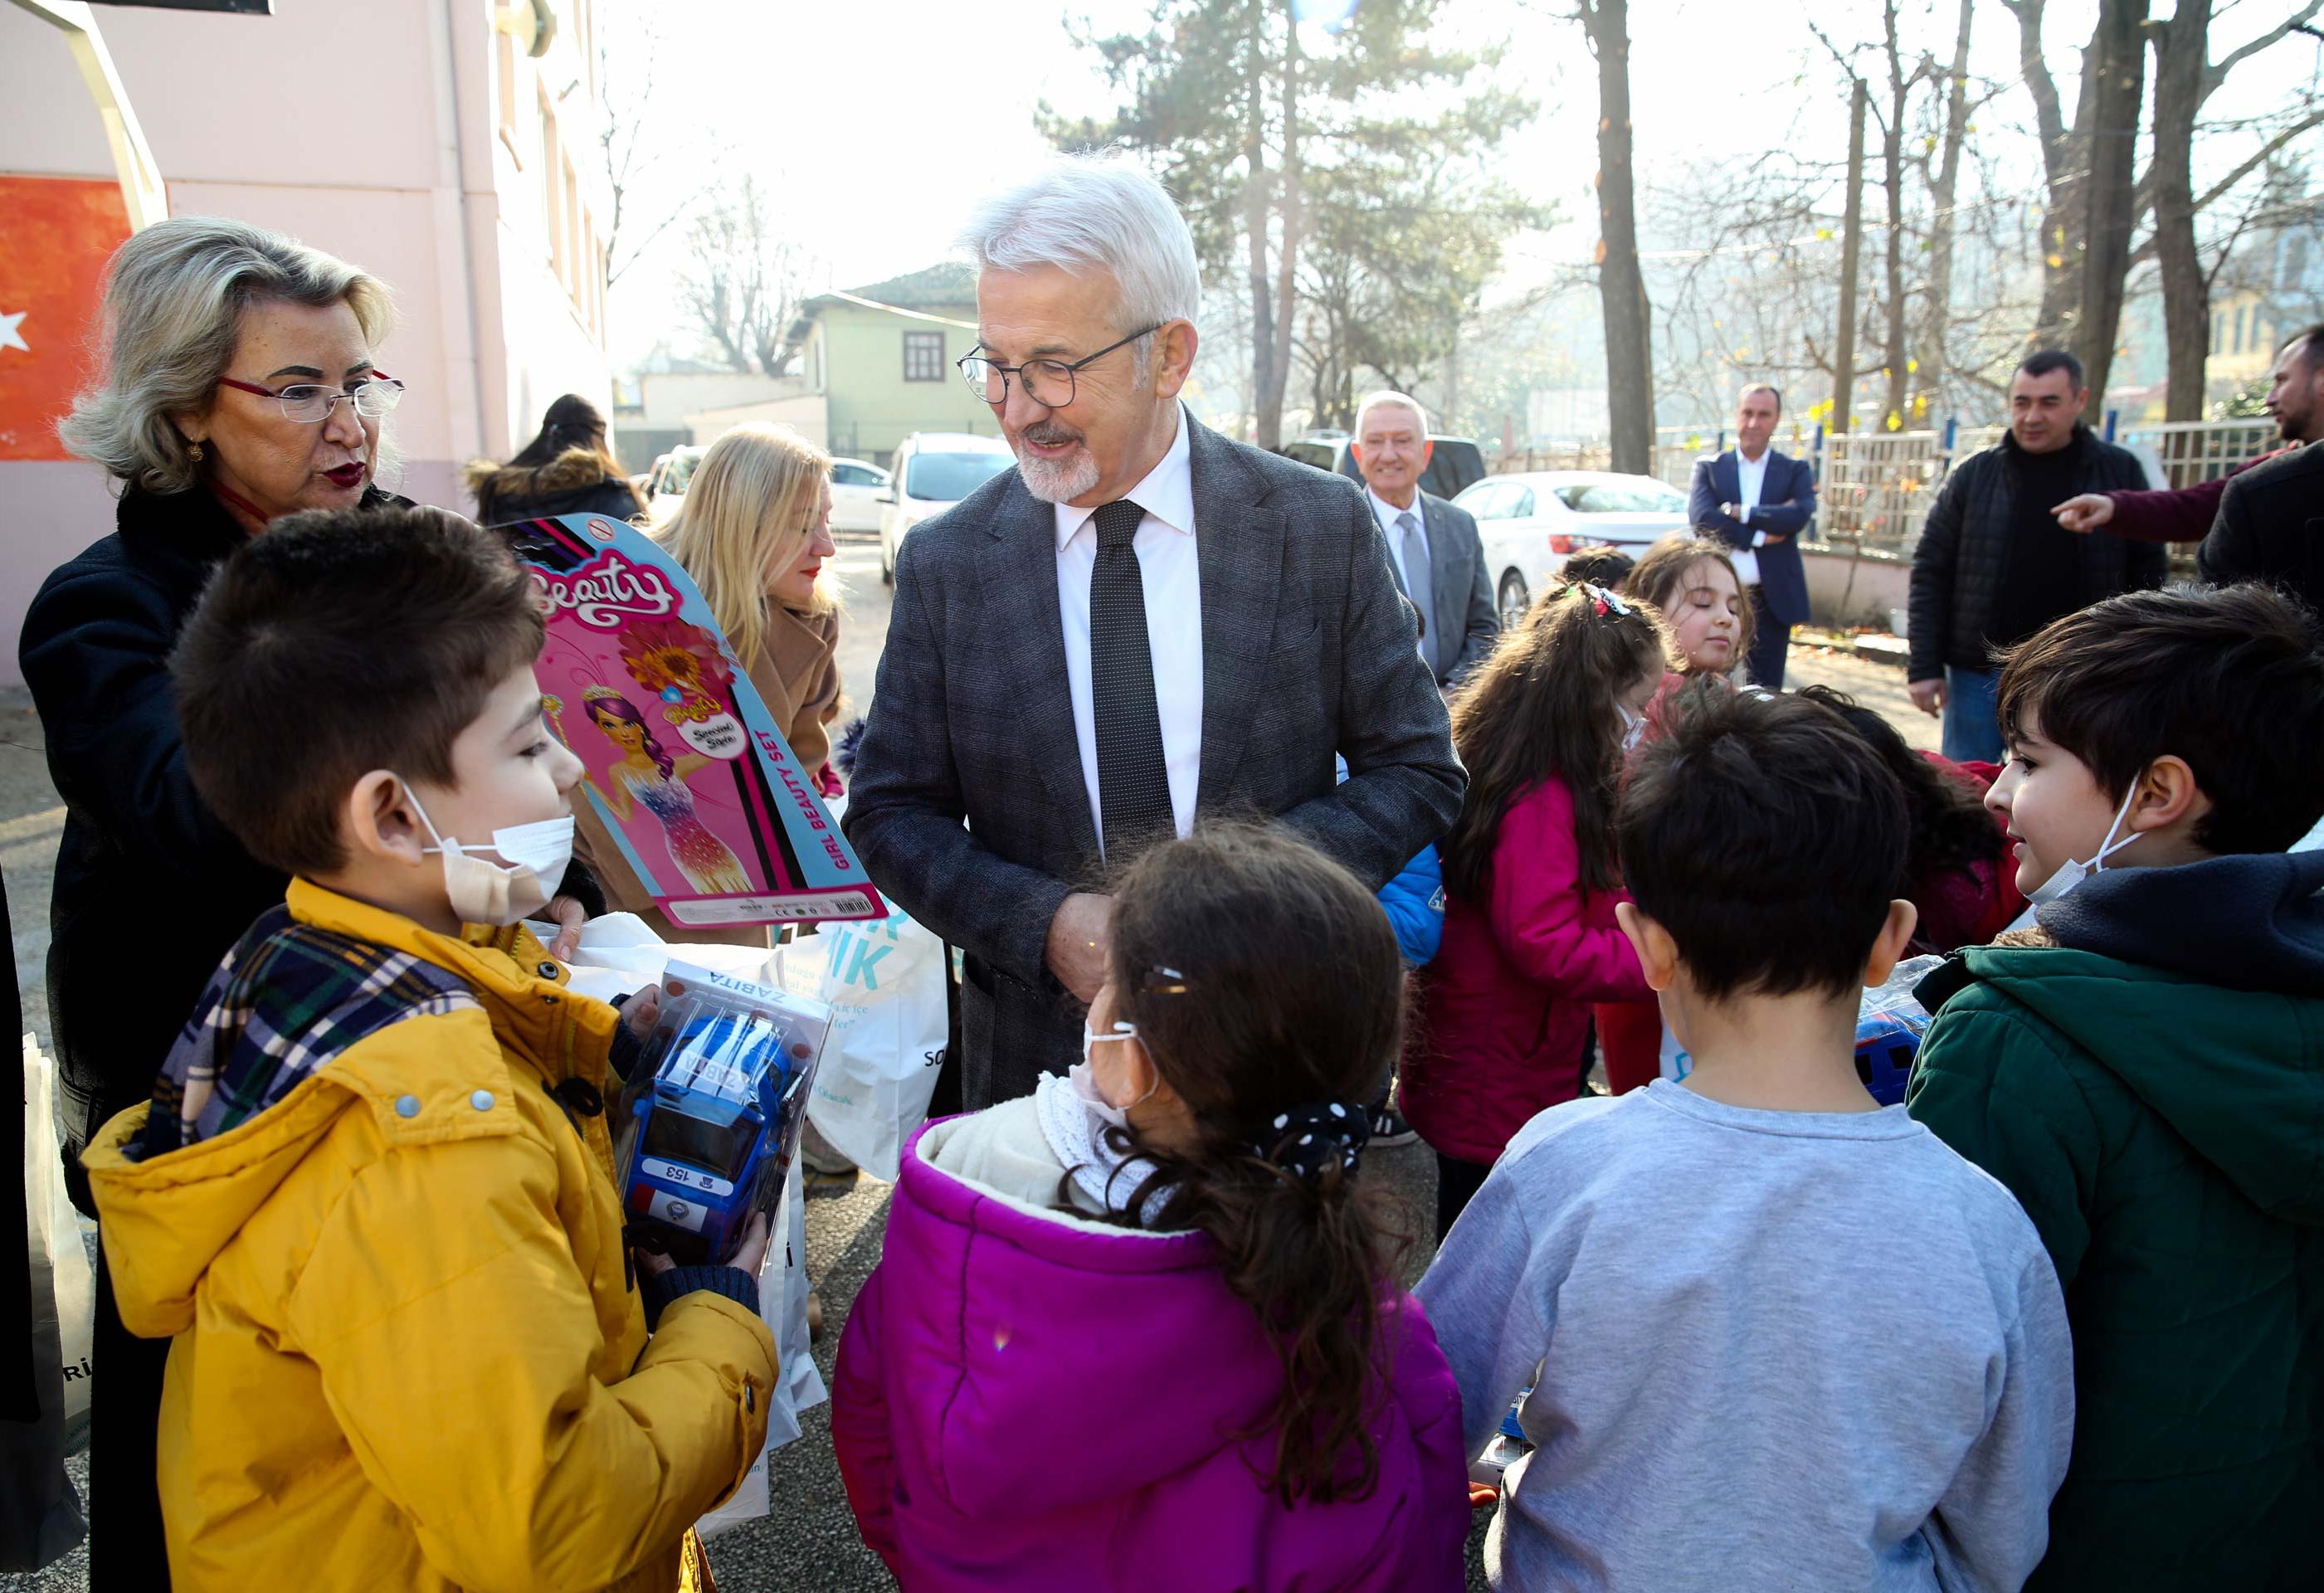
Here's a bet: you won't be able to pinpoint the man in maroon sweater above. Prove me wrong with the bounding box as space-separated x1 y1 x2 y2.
2052 323 2321 541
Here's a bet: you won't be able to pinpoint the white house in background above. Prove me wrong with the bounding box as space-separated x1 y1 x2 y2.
0 0 616 685
685 382 831 449
612 370 807 473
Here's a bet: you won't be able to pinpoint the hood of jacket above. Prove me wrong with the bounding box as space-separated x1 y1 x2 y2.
1946 850 2324 1226
881 1116 1284 1514
882 1115 1454 1515
462 446 615 499
82 879 619 1339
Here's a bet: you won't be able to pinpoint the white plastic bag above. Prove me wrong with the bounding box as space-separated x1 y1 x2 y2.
6 1038 89 1569
797 910 948 1182
696 1153 824 1540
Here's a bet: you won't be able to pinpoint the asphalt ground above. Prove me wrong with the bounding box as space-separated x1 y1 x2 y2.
2 533 1928 1591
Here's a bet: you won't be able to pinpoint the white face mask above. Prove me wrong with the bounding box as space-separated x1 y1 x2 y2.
1073 1022 1150 1129
2006 782 2142 930
401 784 573 928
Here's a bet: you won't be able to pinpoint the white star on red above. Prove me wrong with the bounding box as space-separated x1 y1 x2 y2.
0 311 27 354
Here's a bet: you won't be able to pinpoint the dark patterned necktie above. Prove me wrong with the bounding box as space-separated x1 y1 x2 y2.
1089 499 1175 859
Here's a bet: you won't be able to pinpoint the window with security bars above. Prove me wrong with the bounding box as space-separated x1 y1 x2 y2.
904 331 944 382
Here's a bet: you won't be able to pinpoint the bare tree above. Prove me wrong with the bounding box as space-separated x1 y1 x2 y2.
1915 0 1976 421
2147 0 2324 418
1833 80 1869 434
2005 0 2322 370
2074 0 2149 405
1580 0 1654 472
597 12 700 289
675 177 812 376
1811 7 1932 430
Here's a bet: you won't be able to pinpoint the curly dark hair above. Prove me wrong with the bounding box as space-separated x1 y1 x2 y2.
1441 581 1668 903
1103 826 1410 1508
1795 685 1999 887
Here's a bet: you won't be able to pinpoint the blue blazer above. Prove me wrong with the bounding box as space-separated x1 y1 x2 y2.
1688 448 1817 626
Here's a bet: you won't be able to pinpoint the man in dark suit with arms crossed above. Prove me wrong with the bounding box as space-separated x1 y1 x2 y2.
1690 384 1819 689
845 158 1464 1109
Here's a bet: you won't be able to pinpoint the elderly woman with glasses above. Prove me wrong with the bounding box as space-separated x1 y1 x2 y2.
15 216 595 1593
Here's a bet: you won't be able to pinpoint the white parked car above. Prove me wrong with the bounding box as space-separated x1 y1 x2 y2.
878 432 1016 583
827 457 891 534
1453 470 1696 629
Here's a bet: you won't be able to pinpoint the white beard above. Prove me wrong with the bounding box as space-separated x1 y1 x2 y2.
1015 443 1102 504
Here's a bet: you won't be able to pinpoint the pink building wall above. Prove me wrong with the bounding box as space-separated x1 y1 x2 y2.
0 0 613 685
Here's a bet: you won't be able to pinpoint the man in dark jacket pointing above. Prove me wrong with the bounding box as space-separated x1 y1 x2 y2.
1906 350 2165 762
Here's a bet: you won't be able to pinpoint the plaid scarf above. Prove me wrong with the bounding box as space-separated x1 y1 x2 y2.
137 905 480 1159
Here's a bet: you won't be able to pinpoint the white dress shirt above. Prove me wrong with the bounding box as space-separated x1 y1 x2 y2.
1367 487 1432 602
1728 446 1770 585
1735 446 1770 543
1054 404 1202 855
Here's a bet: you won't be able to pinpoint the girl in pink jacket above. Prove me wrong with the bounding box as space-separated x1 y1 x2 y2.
831 827 1471 1591
1405 581 1665 1235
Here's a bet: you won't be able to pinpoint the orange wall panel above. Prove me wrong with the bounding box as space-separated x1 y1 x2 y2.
0 176 133 461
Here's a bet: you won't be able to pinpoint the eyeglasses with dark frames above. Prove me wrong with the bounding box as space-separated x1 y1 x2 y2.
217 373 406 423
957 325 1164 408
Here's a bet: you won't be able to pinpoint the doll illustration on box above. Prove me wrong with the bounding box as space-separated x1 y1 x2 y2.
573 684 752 894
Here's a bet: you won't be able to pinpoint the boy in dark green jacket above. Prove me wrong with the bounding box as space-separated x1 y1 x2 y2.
1907 582 2324 1591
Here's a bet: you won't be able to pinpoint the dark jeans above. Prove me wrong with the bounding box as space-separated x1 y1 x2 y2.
1943 665 2005 765
1746 586 1791 690
91 1241 173 1589
1435 1152 1493 1243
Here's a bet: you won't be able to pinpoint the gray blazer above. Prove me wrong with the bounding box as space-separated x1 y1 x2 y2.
1415 490 1499 686
843 417 1465 1108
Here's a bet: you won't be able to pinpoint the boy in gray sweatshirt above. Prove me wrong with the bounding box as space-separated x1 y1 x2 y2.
1417 689 2073 1592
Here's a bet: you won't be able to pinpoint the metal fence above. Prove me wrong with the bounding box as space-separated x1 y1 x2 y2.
2117 417 2279 487
1492 417 2276 556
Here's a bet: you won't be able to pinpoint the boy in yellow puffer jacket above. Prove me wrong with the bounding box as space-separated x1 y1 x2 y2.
81 505 778 1593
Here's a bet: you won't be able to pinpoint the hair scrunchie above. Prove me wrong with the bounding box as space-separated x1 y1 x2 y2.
1252 1100 1370 1183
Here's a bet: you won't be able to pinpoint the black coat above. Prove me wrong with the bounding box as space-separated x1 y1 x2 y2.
462 447 646 527
17 483 602 1210
2200 440 2323 613
1907 426 2165 680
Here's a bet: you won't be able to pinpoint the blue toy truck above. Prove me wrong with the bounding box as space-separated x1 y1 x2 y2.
623 1008 814 1266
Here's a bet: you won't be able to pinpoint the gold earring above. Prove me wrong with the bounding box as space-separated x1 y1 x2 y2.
188 442 204 462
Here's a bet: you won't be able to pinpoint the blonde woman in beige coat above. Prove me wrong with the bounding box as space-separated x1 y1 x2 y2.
576 422 844 948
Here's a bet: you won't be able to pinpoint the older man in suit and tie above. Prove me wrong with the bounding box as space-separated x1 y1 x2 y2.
1689 383 1820 689
844 157 1464 1110
1348 390 1498 690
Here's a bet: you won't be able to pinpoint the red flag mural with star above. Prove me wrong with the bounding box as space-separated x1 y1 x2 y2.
0 176 133 460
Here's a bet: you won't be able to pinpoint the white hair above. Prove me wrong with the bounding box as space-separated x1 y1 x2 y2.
60 216 394 494
1354 390 1431 437
958 154 1202 340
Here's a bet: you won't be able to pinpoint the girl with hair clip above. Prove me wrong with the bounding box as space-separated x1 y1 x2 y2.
831 826 1471 1592
1596 536 1759 1094
1405 581 1664 1236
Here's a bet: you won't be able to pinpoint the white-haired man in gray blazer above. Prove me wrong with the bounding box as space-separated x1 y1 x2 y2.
845 155 1464 1109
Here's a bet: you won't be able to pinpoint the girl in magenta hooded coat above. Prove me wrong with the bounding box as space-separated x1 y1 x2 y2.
832 829 1471 1592
1405 581 1666 1236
